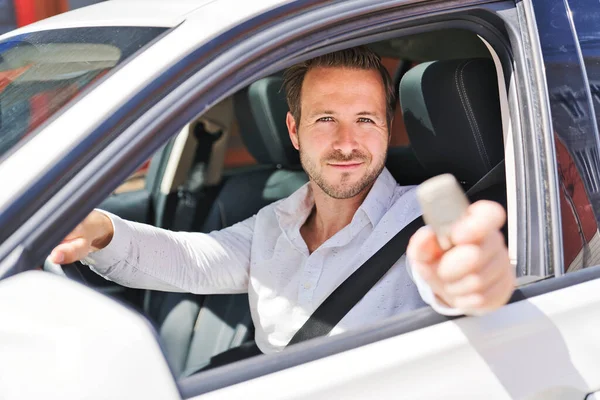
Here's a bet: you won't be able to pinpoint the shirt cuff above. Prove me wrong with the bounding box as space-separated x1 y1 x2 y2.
406 255 465 316
80 209 130 275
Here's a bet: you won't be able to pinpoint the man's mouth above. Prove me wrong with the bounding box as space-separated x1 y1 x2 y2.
327 161 364 170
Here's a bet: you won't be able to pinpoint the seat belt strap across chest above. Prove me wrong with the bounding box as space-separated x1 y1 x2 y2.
287 215 424 346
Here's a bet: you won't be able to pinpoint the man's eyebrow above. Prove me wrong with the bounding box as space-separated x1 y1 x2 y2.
308 110 337 117
356 111 381 117
356 111 386 122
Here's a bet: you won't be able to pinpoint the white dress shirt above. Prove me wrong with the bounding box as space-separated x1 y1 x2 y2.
84 168 455 354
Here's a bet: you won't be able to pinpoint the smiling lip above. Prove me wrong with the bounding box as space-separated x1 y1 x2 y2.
328 162 364 170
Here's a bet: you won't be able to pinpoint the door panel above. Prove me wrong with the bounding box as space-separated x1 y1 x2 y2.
189 276 600 399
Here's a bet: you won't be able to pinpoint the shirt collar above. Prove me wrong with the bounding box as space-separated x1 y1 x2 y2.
357 167 397 227
274 181 314 234
274 167 397 231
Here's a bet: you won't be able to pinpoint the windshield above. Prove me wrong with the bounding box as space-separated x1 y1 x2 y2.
0 26 167 159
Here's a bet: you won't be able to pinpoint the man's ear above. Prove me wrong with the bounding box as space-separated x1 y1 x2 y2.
286 111 300 150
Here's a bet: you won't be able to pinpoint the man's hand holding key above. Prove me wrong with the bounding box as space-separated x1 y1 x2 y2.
407 200 515 315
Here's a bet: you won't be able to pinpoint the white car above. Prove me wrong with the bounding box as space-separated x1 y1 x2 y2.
0 0 600 399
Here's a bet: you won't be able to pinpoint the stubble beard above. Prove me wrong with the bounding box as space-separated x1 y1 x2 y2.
299 145 387 200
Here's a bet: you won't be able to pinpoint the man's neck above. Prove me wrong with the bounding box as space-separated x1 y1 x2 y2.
300 181 373 253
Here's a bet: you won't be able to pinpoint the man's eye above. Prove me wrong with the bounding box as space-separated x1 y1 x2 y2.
358 117 374 123
317 117 334 122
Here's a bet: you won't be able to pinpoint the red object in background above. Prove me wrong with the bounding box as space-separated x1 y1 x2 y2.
14 0 36 26
14 0 69 27
0 65 31 94
555 138 598 268
136 160 150 174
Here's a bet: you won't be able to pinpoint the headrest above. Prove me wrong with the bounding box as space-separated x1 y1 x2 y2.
234 76 300 167
399 58 503 185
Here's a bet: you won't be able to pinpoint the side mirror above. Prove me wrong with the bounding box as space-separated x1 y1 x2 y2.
0 271 180 399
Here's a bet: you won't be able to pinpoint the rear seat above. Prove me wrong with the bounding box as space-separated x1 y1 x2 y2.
149 76 308 377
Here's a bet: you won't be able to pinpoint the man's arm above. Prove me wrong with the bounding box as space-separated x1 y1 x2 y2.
50 210 254 294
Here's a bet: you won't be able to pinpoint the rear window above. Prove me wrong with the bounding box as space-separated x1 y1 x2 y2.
0 26 167 159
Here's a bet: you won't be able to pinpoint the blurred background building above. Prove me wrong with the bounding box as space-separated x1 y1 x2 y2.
0 0 105 34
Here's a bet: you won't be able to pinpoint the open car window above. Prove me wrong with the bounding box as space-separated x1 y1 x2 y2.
0 26 167 161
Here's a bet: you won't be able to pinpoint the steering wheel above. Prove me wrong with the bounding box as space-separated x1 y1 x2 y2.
43 257 90 285
43 257 67 277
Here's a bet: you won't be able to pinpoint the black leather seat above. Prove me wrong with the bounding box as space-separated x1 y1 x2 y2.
202 76 308 231
149 76 308 378
399 58 507 213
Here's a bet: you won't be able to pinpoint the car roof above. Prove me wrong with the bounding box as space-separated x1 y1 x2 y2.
0 0 220 39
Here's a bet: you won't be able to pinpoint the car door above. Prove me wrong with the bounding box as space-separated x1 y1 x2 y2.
178 0 600 398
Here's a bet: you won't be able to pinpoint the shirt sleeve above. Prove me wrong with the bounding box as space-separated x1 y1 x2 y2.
406 255 464 316
81 209 254 294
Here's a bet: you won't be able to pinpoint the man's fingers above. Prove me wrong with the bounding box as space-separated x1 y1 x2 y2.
61 224 86 243
451 200 506 245
452 266 515 311
441 249 510 297
408 227 446 294
50 238 90 264
437 230 505 282
407 226 443 264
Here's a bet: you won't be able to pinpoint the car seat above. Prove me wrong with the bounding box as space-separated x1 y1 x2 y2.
399 58 508 218
148 76 308 378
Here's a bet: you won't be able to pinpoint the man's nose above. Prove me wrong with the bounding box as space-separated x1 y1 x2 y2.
332 125 359 154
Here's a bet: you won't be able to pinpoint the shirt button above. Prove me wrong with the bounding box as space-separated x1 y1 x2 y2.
303 282 312 290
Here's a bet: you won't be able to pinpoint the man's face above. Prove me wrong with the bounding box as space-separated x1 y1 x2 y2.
287 67 389 199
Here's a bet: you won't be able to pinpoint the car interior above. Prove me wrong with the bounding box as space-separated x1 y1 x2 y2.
69 28 512 379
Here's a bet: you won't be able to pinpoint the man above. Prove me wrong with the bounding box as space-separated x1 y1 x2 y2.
50 47 514 354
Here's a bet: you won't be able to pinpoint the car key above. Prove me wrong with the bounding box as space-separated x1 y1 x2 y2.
416 174 470 251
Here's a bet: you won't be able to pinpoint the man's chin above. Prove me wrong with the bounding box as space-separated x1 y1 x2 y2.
319 177 372 199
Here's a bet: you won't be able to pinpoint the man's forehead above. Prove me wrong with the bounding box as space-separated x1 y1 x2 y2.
301 67 385 98
301 67 385 97
303 65 383 82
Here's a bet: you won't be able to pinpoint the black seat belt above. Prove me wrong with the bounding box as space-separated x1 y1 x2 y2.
287 161 506 346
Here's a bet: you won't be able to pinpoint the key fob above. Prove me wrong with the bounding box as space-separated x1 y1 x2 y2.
416 174 470 251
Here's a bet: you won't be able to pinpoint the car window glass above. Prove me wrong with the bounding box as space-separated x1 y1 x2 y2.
535 0 600 272
565 0 600 271
0 26 166 161
114 159 150 194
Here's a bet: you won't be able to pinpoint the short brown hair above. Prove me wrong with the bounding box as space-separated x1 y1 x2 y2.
282 46 395 129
